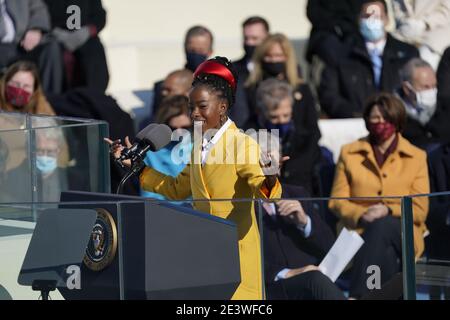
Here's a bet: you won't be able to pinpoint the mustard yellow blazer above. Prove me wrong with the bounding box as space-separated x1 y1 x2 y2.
329 135 430 258
140 122 282 300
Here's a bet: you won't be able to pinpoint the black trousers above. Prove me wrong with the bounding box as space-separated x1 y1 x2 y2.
350 215 402 298
267 271 346 300
0 37 64 95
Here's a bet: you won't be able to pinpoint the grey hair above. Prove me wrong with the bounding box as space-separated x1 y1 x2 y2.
256 78 293 114
401 58 434 83
32 117 64 146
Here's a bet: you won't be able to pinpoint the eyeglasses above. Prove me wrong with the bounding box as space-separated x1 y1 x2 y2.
36 148 59 157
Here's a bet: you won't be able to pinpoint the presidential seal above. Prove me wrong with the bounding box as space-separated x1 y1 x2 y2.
83 208 118 271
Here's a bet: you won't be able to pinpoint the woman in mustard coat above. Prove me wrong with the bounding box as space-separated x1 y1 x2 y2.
107 57 283 300
329 93 430 298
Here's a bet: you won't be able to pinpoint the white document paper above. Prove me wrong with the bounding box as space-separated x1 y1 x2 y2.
318 228 365 282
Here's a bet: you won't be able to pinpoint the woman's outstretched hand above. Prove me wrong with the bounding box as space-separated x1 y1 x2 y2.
104 136 133 168
260 151 290 189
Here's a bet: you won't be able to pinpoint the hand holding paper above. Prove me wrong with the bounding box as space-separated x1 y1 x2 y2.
319 228 365 282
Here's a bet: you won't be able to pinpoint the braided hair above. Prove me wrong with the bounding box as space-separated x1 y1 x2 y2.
192 56 238 109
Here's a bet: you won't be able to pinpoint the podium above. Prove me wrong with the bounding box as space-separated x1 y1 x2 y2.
56 191 241 300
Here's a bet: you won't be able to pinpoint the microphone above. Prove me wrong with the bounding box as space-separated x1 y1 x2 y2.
118 123 158 163
116 124 173 194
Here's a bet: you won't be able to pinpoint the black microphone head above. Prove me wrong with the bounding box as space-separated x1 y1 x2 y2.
142 124 173 152
136 123 158 141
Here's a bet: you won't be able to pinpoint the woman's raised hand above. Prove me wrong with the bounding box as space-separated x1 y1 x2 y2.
104 136 133 168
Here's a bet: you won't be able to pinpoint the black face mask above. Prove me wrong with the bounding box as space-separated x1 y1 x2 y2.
185 51 208 72
244 44 256 61
262 61 286 77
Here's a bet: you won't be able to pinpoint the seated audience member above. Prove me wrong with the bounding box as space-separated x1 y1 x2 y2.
243 33 311 130
257 136 344 300
0 61 55 115
306 0 362 67
263 184 345 300
319 0 419 118
140 95 192 201
44 0 109 93
4 118 75 202
233 16 270 82
397 58 450 150
437 46 450 101
329 93 430 298
141 69 193 129
390 0 450 70
426 142 450 299
0 0 62 94
231 16 270 128
255 78 321 194
151 26 214 114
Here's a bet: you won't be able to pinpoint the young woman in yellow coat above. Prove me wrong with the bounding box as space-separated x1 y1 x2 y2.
107 57 284 300
329 93 430 298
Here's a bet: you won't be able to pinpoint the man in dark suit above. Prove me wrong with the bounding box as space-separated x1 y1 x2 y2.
397 58 450 151
262 184 346 300
151 26 214 119
318 0 420 118
231 16 269 128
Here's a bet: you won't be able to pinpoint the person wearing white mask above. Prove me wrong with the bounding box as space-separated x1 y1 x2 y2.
397 58 450 150
4 118 70 203
319 0 420 118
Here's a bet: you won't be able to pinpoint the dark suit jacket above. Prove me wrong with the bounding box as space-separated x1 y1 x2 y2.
319 34 420 118
262 184 335 296
426 143 450 259
438 47 450 102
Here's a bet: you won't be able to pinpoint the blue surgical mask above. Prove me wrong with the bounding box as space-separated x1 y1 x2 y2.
360 18 385 42
265 121 293 139
36 155 57 175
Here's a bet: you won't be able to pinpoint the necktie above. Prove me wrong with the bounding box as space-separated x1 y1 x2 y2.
369 48 383 89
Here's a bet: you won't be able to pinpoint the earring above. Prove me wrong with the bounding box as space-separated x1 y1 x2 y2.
220 114 227 126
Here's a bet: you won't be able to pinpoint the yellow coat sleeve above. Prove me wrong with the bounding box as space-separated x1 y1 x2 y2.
329 155 367 229
388 154 430 225
235 135 282 200
139 165 192 200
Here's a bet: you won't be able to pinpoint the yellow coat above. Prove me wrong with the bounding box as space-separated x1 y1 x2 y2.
329 135 430 258
140 122 281 300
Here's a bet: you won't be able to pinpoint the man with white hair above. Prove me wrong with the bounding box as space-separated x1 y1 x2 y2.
396 57 450 150
5 117 68 202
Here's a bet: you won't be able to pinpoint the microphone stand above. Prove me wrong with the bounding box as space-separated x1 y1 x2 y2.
116 159 146 194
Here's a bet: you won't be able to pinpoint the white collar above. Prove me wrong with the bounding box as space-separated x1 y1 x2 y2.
366 38 387 54
201 118 233 165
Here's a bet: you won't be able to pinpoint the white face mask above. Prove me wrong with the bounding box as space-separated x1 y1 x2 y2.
416 88 438 110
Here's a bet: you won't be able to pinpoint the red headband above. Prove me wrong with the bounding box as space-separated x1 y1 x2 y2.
193 60 237 91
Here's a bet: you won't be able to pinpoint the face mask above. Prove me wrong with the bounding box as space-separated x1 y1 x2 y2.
6 85 32 107
262 61 286 77
360 18 385 42
244 44 256 60
265 120 293 139
368 122 396 144
416 88 438 110
185 52 208 72
36 155 57 175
